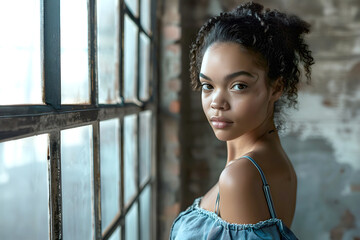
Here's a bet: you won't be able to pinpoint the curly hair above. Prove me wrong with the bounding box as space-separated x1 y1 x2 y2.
190 2 315 129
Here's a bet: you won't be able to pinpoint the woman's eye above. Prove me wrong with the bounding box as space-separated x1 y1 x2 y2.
232 83 247 91
201 83 213 91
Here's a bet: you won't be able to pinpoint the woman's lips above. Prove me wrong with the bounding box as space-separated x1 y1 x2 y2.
210 116 233 129
211 121 233 128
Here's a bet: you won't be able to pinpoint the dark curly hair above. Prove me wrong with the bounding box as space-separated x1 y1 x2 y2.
190 2 315 129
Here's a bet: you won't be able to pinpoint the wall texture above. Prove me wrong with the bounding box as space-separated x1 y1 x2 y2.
171 0 360 239
158 0 182 239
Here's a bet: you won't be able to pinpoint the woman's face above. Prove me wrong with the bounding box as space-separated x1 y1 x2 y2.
200 42 278 141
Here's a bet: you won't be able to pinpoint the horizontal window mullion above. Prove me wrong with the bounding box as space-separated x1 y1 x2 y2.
0 103 155 143
0 101 154 118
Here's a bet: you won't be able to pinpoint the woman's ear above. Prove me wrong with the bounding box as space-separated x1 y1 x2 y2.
271 77 284 101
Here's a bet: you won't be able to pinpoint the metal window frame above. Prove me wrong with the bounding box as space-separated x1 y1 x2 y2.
0 0 158 239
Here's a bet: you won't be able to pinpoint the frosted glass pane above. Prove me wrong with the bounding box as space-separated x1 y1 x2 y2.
109 226 121 240
139 110 152 186
139 33 151 101
125 202 139 240
98 0 120 104
124 114 137 204
100 119 120 231
124 15 138 102
0 135 48 239
61 125 93 239
140 0 151 33
140 185 151 240
125 0 138 16
61 0 90 104
0 0 42 105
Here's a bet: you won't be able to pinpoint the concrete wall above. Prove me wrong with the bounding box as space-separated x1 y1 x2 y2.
165 0 360 239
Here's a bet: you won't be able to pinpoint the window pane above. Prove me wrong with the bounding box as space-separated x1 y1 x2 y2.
0 0 42 105
109 226 121 240
140 185 151 240
98 0 120 104
0 135 48 239
61 125 93 239
139 110 152 186
124 114 137 204
139 33 151 101
124 15 138 102
125 0 138 16
61 0 90 104
140 0 151 33
100 119 120 231
125 202 139 240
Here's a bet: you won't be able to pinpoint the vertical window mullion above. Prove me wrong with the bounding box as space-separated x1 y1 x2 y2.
43 0 61 109
48 131 63 240
120 118 125 239
92 122 102 239
136 2 142 239
89 0 98 106
88 0 101 236
136 115 141 240
136 0 141 104
119 0 125 103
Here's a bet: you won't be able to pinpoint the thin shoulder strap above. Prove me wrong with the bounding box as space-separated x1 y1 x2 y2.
214 156 277 218
241 155 277 219
214 191 220 216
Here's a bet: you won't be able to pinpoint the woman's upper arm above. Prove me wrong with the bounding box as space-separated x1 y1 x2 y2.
218 158 271 224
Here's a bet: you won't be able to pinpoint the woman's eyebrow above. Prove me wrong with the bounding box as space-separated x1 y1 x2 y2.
199 71 257 81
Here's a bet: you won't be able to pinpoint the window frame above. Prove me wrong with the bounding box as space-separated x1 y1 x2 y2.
0 0 158 239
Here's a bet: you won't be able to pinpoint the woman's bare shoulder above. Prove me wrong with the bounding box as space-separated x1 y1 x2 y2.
218 157 271 224
219 150 297 226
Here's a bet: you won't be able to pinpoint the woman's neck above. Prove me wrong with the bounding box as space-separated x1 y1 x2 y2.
225 120 278 165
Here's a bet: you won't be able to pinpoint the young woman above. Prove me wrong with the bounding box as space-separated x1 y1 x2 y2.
170 2 314 239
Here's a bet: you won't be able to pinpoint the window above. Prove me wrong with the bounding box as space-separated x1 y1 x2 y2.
0 0 158 239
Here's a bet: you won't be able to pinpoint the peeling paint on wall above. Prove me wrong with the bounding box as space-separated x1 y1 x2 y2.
284 92 360 170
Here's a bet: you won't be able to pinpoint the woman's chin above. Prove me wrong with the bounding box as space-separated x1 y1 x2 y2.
213 132 236 142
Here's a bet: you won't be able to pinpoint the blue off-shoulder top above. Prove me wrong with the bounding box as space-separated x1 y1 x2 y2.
169 156 298 240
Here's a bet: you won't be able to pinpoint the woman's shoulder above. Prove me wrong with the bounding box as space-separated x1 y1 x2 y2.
219 150 297 226
218 156 272 224
221 149 293 184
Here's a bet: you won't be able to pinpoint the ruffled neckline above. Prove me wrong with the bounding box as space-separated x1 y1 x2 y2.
193 196 289 231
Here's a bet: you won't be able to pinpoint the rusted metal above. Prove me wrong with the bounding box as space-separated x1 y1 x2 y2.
0 102 155 142
88 0 101 236
48 131 62 240
92 122 102 240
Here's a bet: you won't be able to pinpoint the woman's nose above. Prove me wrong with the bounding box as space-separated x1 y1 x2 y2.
210 93 229 110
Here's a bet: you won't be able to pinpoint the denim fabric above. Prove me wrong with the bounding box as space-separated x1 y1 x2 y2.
170 197 298 240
